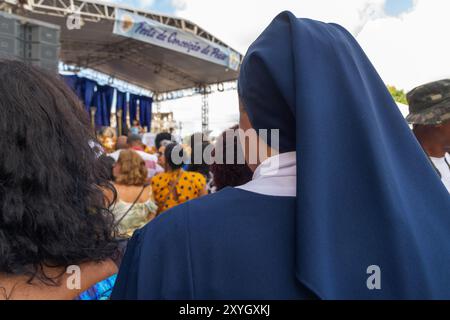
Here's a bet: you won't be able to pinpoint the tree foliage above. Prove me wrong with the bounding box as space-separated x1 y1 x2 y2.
387 85 408 105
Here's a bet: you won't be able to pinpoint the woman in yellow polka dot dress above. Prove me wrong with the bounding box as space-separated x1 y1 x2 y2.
152 142 207 214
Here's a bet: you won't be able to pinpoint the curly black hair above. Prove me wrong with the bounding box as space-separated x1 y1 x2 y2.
0 60 117 283
210 125 253 191
155 132 173 150
164 142 185 170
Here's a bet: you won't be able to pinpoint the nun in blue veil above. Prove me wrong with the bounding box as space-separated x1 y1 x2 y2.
112 11 450 300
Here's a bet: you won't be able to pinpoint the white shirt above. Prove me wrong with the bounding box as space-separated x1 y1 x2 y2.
142 133 156 148
109 149 164 178
237 152 296 197
430 153 450 193
235 151 450 196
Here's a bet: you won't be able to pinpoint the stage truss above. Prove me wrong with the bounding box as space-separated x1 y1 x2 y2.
0 0 242 134
2 0 230 47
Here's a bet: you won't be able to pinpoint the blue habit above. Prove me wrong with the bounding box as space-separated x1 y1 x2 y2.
112 11 450 299
112 188 316 299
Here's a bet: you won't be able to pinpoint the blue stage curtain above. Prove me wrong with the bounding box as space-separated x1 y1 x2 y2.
104 86 115 126
82 78 97 113
139 96 153 131
129 94 139 127
116 90 128 129
93 85 115 127
62 75 79 93
61 76 96 114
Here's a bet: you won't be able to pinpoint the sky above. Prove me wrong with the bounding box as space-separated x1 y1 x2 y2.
385 0 414 16
100 0 449 137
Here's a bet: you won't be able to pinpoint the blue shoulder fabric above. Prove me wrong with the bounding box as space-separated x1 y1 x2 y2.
238 11 450 299
111 205 195 300
76 274 117 300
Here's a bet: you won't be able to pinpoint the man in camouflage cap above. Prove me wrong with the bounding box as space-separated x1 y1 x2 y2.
407 79 450 125
407 79 450 193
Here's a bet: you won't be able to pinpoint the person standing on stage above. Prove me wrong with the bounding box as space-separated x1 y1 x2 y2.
407 79 450 193
130 119 144 135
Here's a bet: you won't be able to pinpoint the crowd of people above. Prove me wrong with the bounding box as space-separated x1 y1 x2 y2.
97 127 251 220
0 11 449 300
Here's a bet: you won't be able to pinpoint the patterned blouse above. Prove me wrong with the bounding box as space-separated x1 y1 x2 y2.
111 187 158 238
151 170 206 214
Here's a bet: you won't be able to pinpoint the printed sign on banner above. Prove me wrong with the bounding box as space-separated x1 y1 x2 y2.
113 9 241 71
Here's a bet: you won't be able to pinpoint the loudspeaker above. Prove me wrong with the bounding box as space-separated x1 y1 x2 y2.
29 58 59 72
0 12 60 73
0 35 23 59
23 41 59 61
30 25 59 45
22 25 60 72
0 13 24 59
0 13 22 38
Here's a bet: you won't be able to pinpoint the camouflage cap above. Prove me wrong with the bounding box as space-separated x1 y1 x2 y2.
406 79 450 125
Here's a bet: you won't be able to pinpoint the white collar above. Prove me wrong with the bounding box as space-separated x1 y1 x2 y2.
236 152 297 197
430 153 450 161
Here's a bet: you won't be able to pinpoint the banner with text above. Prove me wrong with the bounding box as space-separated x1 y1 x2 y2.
113 9 241 71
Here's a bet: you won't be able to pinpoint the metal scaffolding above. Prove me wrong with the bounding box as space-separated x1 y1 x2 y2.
200 85 211 135
1 0 242 133
4 0 231 48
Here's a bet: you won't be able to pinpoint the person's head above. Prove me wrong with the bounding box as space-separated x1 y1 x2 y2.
157 145 166 167
113 150 148 186
0 60 117 282
155 132 173 150
238 23 298 169
407 79 450 154
164 142 185 171
238 100 279 171
98 126 116 139
99 155 116 181
132 119 140 127
127 133 143 148
116 135 129 150
413 122 450 153
211 125 253 191
97 126 117 153
188 133 211 176
440 122 450 150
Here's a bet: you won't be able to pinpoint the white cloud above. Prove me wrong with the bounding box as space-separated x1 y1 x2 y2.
175 0 386 53
171 0 187 11
163 0 449 138
174 0 448 91
357 0 450 90
94 0 449 136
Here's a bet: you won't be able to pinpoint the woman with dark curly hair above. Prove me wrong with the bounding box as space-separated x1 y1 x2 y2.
210 125 253 191
0 60 119 300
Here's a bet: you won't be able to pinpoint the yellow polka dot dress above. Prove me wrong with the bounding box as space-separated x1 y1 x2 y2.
151 169 206 214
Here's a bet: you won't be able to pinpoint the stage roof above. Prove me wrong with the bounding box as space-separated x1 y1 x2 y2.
0 0 242 94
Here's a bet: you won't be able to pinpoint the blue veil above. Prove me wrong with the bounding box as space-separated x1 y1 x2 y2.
238 11 450 299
